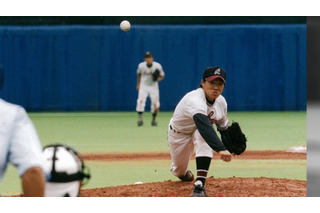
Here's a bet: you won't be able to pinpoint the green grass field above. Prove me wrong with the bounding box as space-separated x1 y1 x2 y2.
0 111 306 196
31 111 306 152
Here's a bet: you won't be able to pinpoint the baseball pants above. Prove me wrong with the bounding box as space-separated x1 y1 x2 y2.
168 125 213 177
136 85 160 113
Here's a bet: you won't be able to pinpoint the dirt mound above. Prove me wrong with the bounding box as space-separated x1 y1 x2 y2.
79 177 306 197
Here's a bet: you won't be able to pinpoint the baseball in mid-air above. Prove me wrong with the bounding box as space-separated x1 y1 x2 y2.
120 20 131 31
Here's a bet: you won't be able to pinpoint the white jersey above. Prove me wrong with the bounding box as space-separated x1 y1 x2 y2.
0 98 46 184
137 61 165 87
169 88 229 134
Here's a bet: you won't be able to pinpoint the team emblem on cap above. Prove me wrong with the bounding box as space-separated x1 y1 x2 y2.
214 68 221 75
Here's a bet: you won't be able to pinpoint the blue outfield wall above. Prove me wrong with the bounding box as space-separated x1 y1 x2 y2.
0 24 306 111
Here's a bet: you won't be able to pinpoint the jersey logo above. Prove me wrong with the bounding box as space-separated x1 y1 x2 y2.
214 68 221 75
208 111 217 124
142 70 153 75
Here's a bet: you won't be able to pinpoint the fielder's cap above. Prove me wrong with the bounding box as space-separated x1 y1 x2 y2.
144 51 153 58
203 66 226 83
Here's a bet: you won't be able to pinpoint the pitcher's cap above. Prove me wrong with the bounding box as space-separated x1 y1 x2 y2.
202 66 226 83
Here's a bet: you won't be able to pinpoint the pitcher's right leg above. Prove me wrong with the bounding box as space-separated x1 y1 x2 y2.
168 128 194 181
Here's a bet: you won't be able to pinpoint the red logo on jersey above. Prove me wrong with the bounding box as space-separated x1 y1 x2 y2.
208 111 217 124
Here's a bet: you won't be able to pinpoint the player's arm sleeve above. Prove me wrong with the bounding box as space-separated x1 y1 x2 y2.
137 63 142 74
158 64 165 77
8 107 47 177
193 113 227 152
216 116 229 131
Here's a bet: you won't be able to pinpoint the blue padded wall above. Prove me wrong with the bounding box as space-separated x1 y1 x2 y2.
0 24 306 111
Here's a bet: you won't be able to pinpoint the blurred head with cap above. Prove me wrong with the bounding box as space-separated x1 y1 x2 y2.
144 51 154 67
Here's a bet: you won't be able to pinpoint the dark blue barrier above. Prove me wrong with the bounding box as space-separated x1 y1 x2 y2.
0 24 306 111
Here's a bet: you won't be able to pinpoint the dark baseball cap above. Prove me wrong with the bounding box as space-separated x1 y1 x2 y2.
202 66 226 83
144 51 153 58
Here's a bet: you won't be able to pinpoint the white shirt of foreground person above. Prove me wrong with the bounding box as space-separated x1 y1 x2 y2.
0 98 46 196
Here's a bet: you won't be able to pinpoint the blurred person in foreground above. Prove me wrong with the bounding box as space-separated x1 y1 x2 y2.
0 64 46 196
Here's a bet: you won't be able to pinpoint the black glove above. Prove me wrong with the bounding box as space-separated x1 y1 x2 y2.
152 69 160 81
218 122 247 155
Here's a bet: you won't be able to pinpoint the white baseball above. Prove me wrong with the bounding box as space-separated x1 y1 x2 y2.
120 20 131 31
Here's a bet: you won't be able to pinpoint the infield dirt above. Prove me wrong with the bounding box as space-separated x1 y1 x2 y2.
79 150 306 197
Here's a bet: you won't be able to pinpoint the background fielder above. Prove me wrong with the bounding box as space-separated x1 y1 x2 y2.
168 66 232 197
136 51 165 126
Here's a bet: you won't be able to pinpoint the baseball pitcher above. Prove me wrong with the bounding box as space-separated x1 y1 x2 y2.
168 66 246 197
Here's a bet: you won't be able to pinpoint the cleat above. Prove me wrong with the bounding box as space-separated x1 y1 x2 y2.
178 170 194 182
191 180 206 197
137 120 143 126
151 121 158 126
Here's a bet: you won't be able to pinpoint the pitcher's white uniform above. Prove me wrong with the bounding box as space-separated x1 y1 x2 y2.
136 61 165 113
0 98 46 185
168 88 229 177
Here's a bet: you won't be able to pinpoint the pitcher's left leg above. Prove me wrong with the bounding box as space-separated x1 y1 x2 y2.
192 130 213 196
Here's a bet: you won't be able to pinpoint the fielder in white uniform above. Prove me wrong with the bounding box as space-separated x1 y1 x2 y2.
136 51 165 126
0 65 46 196
168 66 232 197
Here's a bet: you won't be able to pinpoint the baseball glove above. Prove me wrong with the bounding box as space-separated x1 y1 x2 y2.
218 121 247 155
152 69 161 81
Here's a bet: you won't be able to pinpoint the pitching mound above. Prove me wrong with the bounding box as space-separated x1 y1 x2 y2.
79 177 306 197
80 150 306 197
